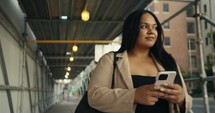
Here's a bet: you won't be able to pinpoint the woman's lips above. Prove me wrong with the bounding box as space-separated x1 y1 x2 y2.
145 36 155 40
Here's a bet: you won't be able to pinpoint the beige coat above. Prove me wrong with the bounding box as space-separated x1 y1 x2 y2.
88 51 192 113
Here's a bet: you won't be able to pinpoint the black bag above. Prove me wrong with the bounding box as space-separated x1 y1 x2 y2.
75 91 102 113
74 52 118 113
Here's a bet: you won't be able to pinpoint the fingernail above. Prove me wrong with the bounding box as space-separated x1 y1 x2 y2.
160 87 165 91
163 83 168 86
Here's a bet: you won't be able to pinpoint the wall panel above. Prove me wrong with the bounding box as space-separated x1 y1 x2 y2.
0 8 55 113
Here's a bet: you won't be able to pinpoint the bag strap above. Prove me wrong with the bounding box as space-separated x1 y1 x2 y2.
111 52 118 88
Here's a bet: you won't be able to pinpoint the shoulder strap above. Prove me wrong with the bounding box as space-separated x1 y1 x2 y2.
111 52 118 88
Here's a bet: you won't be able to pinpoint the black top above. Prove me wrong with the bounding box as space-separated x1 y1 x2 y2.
132 75 169 113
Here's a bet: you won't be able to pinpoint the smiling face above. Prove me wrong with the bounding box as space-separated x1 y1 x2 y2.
135 13 158 49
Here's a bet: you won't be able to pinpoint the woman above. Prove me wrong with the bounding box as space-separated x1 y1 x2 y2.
88 9 192 113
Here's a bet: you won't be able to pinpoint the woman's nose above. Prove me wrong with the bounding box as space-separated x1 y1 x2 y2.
147 27 154 33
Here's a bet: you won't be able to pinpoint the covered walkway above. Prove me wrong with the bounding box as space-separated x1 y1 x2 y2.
1 0 215 113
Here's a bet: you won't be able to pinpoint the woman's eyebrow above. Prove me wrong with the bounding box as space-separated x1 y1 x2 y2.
140 22 157 26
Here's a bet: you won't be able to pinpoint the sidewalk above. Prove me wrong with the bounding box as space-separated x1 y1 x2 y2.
44 97 215 113
45 101 78 113
191 97 215 113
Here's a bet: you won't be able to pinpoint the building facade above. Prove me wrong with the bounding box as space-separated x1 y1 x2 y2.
148 1 200 79
200 0 215 76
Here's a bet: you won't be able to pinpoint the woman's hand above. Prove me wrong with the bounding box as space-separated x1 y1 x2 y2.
160 84 185 106
134 84 165 106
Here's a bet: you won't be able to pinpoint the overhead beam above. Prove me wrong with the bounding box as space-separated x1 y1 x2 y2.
27 19 123 23
27 40 121 44
45 56 94 59
48 65 88 67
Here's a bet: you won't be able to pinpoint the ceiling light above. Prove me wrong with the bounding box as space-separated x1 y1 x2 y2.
67 67 71 71
81 0 90 21
60 16 68 20
65 75 68 79
66 72 69 75
69 56 74 62
66 52 71 55
72 44 78 52
81 10 90 21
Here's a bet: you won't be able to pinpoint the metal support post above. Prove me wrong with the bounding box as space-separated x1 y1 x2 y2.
0 40 14 113
24 48 33 113
194 0 210 113
35 59 41 113
22 17 33 112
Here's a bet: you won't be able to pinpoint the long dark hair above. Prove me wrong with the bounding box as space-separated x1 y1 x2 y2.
117 9 182 85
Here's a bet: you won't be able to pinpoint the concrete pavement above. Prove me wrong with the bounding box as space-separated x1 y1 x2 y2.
44 97 215 113
45 101 78 113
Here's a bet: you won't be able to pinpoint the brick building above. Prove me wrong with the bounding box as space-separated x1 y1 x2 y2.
148 1 200 79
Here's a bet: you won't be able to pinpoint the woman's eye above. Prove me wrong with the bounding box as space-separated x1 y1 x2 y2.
152 26 157 30
140 25 147 29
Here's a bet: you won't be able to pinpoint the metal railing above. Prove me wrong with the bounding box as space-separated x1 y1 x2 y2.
185 75 215 113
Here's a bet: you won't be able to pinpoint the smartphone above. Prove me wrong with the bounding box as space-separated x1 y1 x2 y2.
155 71 176 85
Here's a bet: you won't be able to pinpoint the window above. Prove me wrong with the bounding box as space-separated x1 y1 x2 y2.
188 39 196 50
163 22 170 29
204 4 207 13
204 21 208 29
205 37 209 46
164 37 171 46
163 3 169 12
186 7 194 17
187 22 195 34
191 56 197 68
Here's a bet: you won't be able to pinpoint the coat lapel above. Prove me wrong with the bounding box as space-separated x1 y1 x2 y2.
116 51 134 89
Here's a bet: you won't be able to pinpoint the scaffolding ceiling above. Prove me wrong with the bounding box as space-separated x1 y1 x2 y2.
17 0 215 80
17 0 152 79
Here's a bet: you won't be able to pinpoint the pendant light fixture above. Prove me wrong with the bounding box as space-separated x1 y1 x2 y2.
67 66 71 71
72 44 78 52
69 56 74 62
81 0 90 21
